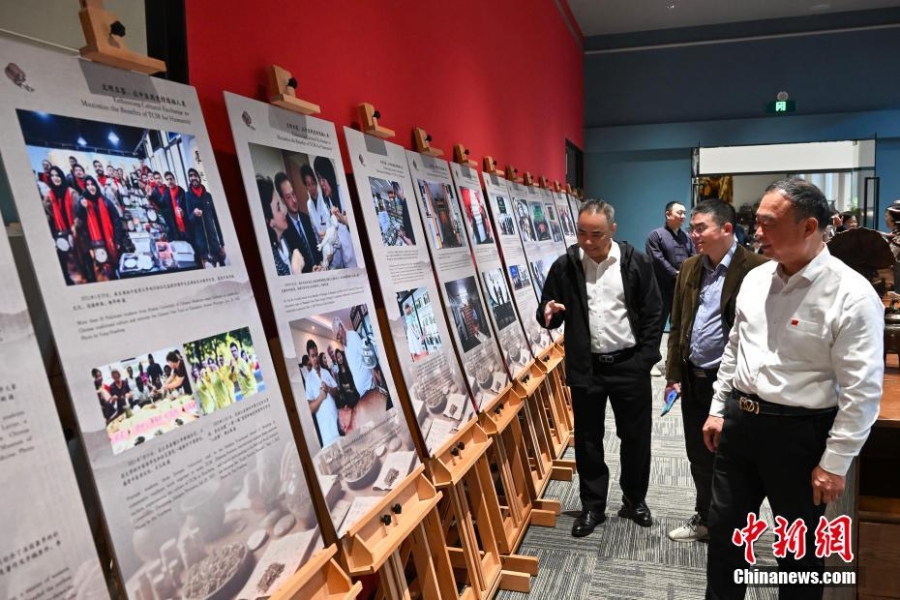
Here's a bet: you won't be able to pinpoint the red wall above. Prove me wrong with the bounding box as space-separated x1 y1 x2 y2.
185 0 583 182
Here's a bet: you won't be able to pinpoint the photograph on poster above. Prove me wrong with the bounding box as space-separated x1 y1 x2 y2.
529 201 552 242
444 276 492 353
459 186 494 245
530 258 547 294
368 177 416 247
514 198 537 243
248 143 357 274
508 263 532 291
94 346 199 456
493 194 516 237
17 110 228 285
290 304 392 449
183 327 265 414
559 205 575 237
544 204 564 243
417 179 464 250
482 268 516 330
397 287 442 362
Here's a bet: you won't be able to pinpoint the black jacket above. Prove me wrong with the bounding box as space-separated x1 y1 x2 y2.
536 242 663 389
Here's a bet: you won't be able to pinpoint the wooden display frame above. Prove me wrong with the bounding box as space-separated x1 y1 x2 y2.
414 127 444 157
78 0 165 74
269 545 362 600
537 345 575 465
267 65 322 115
357 103 396 139
504 165 522 184
453 143 478 168
482 156 501 175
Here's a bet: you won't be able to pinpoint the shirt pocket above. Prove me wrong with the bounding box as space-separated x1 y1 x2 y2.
779 318 831 362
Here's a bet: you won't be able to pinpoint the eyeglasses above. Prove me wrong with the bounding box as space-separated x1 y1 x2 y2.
688 224 718 235
576 229 610 240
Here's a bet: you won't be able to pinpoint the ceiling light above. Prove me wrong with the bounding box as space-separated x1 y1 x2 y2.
108 132 120 145
77 136 87 146
667 3 676 9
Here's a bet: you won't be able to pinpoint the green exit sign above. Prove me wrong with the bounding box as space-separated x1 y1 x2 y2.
766 100 796 114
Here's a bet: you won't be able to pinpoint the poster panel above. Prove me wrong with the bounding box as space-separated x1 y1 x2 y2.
553 189 577 247
0 39 321 598
405 153 510 409
224 93 418 537
481 173 552 356
0 229 108 598
448 163 531 379
343 129 475 454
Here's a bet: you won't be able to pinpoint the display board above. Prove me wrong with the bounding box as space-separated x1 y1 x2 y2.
0 228 108 599
343 128 475 454
224 93 419 538
405 152 510 409
0 39 322 599
566 192 581 225
448 163 532 379
552 189 577 247
481 173 553 355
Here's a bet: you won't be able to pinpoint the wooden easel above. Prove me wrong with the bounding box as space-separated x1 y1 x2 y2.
534 345 577 476
267 65 322 115
358 103 396 139
453 144 478 168
414 128 444 157
482 157 501 176
78 0 165 74
270 545 362 600
504 166 522 184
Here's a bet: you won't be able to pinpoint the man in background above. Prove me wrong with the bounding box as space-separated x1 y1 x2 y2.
646 201 695 341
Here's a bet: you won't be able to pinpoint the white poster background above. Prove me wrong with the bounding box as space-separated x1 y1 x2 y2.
224 93 418 537
448 163 532 380
406 152 510 410
344 129 474 455
0 228 108 599
0 39 320 598
552 189 577 247
481 174 553 356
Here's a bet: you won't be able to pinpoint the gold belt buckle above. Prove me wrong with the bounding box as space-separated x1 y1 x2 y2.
738 396 760 414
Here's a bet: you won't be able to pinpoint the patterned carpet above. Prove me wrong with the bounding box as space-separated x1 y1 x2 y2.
497 336 778 600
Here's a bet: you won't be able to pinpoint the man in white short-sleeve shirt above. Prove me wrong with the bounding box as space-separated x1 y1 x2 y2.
304 339 340 448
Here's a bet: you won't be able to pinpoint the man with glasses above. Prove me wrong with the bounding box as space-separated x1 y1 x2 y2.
664 199 766 544
538 199 662 537
703 178 883 598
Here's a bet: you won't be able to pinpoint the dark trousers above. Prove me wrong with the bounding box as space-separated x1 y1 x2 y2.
706 399 837 600
659 285 674 335
682 363 718 522
571 354 653 511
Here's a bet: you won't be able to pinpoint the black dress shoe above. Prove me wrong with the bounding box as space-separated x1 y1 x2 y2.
572 509 606 537
617 498 653 527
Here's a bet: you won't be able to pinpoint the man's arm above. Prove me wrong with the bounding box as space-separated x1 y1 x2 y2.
665 268 686 384
646 230 678 279
633 253 663 367
535 259 565 330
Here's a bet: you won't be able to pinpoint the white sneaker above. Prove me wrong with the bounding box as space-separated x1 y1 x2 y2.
650 365 663 377
668 513 709 542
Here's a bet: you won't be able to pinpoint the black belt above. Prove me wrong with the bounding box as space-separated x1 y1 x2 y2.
687 361 718 379
730 389 838 417
593 347 635 365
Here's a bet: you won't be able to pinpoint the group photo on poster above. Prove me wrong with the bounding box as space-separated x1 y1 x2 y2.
248 143 357 274
290 304 392 448
367 177 416 247
397 287 442 362
18 110 228 285
417 179 464 250
459 186 494 245
92 327 264 455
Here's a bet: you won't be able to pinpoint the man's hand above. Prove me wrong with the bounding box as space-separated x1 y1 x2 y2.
664 381 681 397
702 415 724 453
544 300 566 327
811 465 845 506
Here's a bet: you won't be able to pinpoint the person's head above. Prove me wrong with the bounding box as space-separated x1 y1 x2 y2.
306 339 318 366
165 350 180 368
391 181 404 200
93 160 103 175
126 365 133 376
320 353 331 369
111 369 121 382
257 176 287 245
887 200 900 229
140 172 148 184
68 156 77 168
72 164 85 179
117 167 125 179
191 363 201 379
756 177 829 275
665 201 687 229
48 166 66 191
148 354 155 364
274 172 300 215
92 367 102 382
331 317 347 345
206 356 216 369
689 199 736 263
841 212 858 229
82 175 101 199
301 354 310 371
230 342 240 359
335 348 345 365
41 159 52 172
106 164 115 177
300 164 318 201
153 171 162 185
314 156 337 201
217 354 225 366
576 199 617 262
188 168 201 187
164 171 176 188
164 364 172 377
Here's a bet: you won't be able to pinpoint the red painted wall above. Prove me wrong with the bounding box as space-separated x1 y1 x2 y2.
185 0 583 181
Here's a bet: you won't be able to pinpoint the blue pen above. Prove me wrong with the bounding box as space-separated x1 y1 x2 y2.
661 388 680 417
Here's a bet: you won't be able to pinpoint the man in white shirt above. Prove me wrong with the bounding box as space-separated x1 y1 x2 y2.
304 339 340 448
539 199 663 537
702 178 884 599
332 317 378 396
